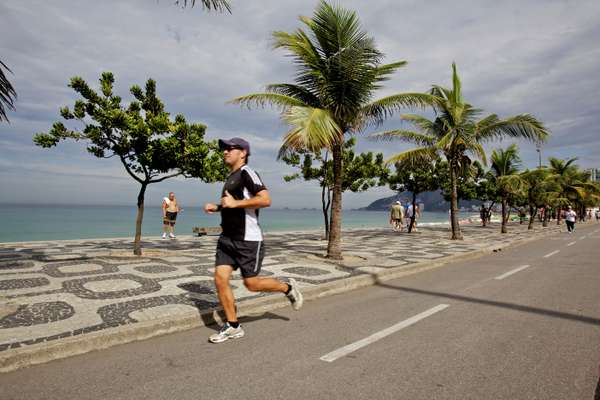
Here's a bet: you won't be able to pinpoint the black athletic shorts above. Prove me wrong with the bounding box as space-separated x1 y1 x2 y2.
215 235 265 278
164 211 177 225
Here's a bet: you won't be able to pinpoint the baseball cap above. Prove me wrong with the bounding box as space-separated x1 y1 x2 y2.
395 201 401 204
219 137 250 155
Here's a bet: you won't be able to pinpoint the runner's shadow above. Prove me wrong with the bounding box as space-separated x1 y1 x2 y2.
200 310 290 332
373 278 600 327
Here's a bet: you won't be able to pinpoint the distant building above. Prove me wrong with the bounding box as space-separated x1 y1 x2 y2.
587 168 600 183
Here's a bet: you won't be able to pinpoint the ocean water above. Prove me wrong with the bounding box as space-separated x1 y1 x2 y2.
0 205 453 243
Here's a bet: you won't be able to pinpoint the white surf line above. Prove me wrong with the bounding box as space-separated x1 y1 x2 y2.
543 250 560 258
566 241 577 247
494 265 531 280
319 304 449 363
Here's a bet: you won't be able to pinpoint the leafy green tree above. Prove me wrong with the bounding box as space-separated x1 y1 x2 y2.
387 158 439 232
0 60 16 122
371 63 549 239
232 2 430 259
490 144 528 233
281 137 388 238
472 168 499 227
520 168 558 230
34 72 226 255
546 157 600 223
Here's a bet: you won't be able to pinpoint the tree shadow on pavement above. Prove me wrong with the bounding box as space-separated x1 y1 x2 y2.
374 279 600 327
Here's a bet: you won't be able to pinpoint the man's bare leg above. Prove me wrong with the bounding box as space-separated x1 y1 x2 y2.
214 265 237 322
243 276 288 293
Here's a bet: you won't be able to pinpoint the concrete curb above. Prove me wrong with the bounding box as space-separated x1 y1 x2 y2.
0 224 571 373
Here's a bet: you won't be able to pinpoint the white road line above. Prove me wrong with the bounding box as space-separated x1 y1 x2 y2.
580 236 587 240
567 241 576 247
543 250 560 258
319 304 449 363
494 265 531 280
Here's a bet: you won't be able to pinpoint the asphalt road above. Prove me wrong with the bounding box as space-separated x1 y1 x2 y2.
2 223 600 400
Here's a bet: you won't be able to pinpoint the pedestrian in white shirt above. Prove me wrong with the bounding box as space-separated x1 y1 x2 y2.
565 206 577 233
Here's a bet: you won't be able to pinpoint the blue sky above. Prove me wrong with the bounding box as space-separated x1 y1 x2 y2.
1 0 599 209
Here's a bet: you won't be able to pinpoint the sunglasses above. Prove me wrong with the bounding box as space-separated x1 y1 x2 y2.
224 146 243 152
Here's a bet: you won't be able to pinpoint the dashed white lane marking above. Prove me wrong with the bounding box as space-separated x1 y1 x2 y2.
319 304 450 362
567 241 576 247
494 265 531 280
580 236 587 240
543 250 560 258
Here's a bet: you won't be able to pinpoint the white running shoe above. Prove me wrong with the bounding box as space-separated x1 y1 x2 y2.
161 233 167 239
286 278 303 311
169 233 176 239
209 323 244 343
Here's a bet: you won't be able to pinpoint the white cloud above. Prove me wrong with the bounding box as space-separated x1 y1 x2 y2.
1 0 600 208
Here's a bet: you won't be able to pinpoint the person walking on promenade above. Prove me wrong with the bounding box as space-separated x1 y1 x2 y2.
162 192 181 239
405 203 414 231
565 206 577 233
203 137 303 343
596 208 600 222
390 201 405 232
412 204 422 232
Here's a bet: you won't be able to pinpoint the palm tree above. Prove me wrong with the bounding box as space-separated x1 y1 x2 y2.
548 157 579 224
549 159 600 221
174 0 231 12
370 63 549 239
232 1 430 259
490 144 527 233
0 60 16 122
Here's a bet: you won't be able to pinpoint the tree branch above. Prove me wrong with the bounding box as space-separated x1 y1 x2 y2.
149 171 183 183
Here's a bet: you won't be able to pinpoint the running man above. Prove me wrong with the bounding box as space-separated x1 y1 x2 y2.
565 206 577 233
204 137 303 343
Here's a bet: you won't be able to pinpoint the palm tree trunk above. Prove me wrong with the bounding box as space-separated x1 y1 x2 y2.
528 205 536 230
327 142 343 259
134 182 148 256
321 184 331 240
484 202 495 227
501 198 508 234
449 161 463 240
556 208 561 225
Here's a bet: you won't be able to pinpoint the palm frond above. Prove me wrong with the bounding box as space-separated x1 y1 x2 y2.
230 93 306 110
490 144 521 177
450 62 462 105
369 129 435 146
265 84 320 108
466 141 488 166
497 174 528 195
361 93 439 126
174 0 231 13
279 106 341 158
477 114 550 143
374 61 407 83
0 60 17 122
399 114 435 132
385 146 438 166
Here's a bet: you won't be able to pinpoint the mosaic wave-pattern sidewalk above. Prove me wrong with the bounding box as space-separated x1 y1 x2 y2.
0 224 559 355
